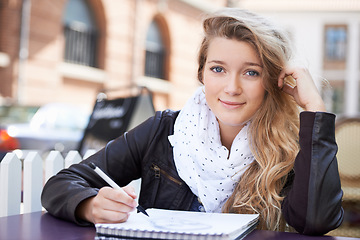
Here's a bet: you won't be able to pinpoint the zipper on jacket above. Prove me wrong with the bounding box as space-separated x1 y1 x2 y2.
154 165 161 179
151 164 182 186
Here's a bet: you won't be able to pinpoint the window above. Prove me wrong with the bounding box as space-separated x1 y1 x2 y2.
322 80 345 114
144 20 166 79
324 25 347 69
63 0 98 67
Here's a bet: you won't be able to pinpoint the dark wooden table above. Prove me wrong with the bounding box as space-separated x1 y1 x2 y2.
0 211 358 240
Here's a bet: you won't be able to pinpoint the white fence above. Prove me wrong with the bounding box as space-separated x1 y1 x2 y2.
0 150 96 217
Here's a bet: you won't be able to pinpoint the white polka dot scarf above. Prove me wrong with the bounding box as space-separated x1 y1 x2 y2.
168 87 255 213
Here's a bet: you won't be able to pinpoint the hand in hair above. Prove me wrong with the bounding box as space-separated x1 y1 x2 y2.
278 67 326 112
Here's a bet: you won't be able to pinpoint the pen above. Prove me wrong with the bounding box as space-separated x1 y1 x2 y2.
89 162 149 217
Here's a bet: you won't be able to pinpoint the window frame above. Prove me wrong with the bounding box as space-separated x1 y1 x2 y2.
62 0 99 68
323 24 347 70
144 20 167 80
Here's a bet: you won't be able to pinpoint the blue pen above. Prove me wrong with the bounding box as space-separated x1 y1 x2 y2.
89 162 149 217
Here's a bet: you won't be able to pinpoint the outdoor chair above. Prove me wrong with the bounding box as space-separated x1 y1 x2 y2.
334 115 360 236
335 116 360 201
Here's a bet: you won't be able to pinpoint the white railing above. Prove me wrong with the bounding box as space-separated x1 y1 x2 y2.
0 150 96 217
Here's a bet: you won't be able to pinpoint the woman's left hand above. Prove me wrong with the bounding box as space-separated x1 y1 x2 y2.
278 67 326 112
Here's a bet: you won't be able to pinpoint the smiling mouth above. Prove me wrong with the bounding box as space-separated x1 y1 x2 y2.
219 99 245 109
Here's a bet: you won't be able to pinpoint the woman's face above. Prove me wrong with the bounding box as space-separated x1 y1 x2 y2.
203 37 266 132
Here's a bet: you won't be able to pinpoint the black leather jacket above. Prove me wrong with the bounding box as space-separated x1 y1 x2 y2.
41 110 343 235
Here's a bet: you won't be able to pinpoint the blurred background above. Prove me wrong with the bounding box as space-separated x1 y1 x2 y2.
0 0 359 237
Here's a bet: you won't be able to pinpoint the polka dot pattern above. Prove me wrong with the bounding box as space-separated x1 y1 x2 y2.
168 87 255 213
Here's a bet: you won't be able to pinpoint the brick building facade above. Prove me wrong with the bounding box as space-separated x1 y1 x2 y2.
1 0 358 115
0 0 228 112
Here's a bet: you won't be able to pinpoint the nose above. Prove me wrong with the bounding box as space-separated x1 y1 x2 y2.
224 73 242 95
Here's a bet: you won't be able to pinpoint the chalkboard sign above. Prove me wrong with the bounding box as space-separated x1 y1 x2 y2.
78 88 155 155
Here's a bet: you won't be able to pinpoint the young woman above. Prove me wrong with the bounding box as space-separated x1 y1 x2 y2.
41 8 343 235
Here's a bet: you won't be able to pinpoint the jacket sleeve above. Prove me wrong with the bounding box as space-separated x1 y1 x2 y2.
282 111 344 235
41 111 162 225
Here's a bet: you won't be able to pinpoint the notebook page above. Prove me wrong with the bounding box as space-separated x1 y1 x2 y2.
96 208 259 239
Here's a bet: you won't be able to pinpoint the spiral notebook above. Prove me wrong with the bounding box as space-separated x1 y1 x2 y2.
95 208 259 240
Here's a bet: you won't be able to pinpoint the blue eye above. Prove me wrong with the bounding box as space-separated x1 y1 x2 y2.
246 70 259 76
211 66 224 73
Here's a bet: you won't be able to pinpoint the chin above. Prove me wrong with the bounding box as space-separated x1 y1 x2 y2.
219 118 250 128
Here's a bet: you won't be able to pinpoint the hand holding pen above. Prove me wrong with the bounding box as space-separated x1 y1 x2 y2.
76 163 149 224
89 163 149 217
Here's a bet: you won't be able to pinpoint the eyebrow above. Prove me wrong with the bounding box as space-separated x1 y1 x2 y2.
246 62 263 68
207 60 263 68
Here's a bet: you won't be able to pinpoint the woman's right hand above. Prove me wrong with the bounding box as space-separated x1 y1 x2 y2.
76 186 137 224
278 66 326 112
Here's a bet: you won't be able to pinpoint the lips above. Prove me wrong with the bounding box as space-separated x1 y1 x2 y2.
219 99 245 109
